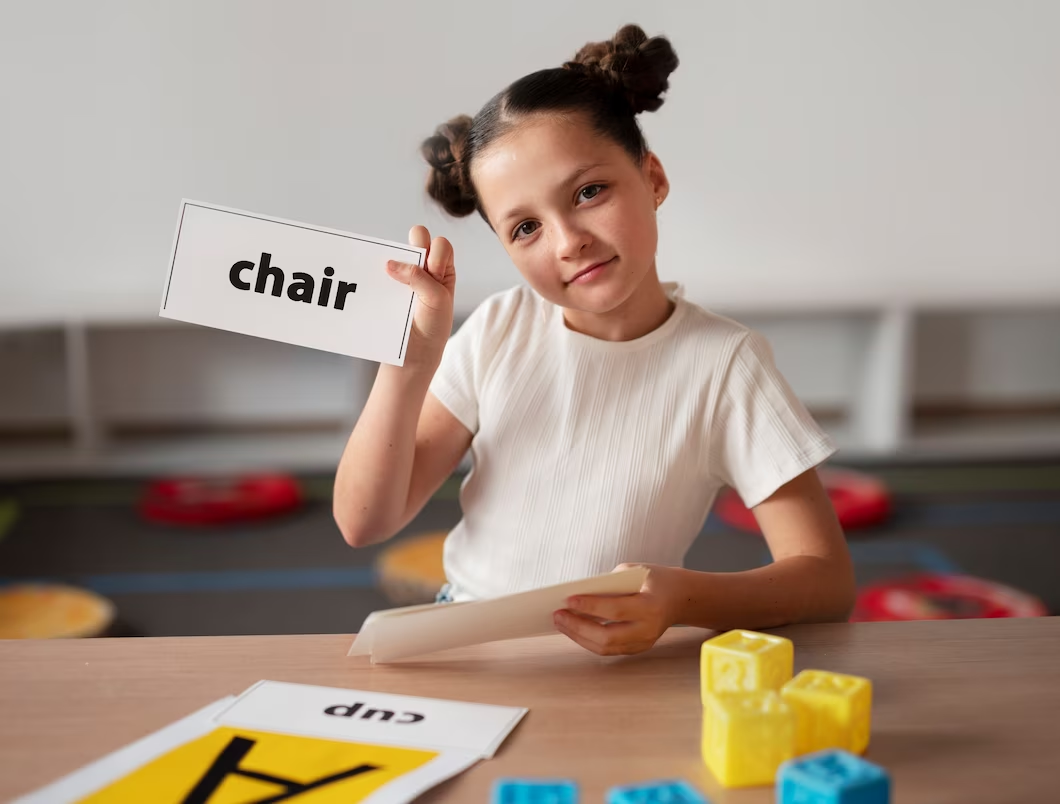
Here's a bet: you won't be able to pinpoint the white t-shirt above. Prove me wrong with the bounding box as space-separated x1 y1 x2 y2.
428 283 836 601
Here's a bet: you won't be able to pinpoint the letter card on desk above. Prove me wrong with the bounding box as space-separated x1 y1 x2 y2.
14 682 526 803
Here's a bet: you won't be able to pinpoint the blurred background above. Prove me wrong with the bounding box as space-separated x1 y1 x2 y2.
1 1 1057 638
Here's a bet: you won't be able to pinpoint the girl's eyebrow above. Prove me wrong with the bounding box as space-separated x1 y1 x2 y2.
498 162 606 226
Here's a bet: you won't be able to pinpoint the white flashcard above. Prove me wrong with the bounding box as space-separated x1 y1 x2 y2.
213 680 527 760
160 199 424 365
14 691 485 804
348 566 650 663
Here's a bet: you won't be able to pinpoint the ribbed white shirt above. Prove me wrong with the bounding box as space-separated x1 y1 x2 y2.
428 283 836 601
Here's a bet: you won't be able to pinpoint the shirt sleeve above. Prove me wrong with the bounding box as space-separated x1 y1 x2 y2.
427 300 493 435
710 329 838 508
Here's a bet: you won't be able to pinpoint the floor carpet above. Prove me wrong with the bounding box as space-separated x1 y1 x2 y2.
0 460 1057 637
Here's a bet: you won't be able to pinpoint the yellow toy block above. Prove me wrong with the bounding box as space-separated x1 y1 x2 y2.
781 669 873 755
700 629 794 703
701 689 796 788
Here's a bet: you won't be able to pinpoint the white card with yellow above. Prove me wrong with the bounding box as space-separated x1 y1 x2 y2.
12 680 525 804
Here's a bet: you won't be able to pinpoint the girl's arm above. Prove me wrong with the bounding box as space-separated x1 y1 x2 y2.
555 468 856 655
333 226 472 548
670 467 856 630
334 375 471 548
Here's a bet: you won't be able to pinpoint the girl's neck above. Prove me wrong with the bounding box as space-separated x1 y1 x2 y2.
561 265 675 342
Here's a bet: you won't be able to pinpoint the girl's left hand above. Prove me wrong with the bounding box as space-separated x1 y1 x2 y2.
553 563 681 656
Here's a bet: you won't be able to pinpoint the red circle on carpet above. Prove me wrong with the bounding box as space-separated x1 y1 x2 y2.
852 573 1048 621
714 468 892 534
140 474 303 525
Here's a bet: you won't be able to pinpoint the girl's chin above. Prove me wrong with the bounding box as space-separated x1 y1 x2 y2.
561 285 638 316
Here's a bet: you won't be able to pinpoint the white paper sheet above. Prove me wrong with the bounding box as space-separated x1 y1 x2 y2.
348 566 649 663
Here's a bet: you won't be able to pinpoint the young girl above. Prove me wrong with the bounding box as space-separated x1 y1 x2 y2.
334 24 855 656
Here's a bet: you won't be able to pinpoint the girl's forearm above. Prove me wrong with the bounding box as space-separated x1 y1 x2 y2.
668 555 856 632
333 364 434 547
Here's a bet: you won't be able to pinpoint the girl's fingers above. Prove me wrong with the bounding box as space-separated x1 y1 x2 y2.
385 259 444 309
553 610 644 656
564 594 638 623
408 225 431 254
426 236 454 283
405 226 455 286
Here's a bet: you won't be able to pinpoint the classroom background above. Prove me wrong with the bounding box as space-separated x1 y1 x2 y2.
1 0 1058 639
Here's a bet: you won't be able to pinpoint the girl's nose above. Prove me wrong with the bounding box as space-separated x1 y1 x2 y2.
552 218 592 261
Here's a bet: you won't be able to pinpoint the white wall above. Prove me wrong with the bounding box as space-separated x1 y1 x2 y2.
2 0 1059 325
1 0 1058 447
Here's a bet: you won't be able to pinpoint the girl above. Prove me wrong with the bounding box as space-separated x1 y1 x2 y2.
334 24 855 656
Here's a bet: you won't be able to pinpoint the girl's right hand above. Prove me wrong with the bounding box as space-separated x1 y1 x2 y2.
386 225 456 372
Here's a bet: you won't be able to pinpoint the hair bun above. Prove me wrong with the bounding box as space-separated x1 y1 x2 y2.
420 114 477 217
566 24 679 114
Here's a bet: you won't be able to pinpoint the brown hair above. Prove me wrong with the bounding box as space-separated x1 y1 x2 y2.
420 24 679 224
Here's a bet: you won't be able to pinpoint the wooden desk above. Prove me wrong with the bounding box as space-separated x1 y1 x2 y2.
1 618 1058 803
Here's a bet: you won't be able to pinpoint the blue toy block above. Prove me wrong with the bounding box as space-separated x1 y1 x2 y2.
606 778 709 803
777 749 890 804
491 778 579 804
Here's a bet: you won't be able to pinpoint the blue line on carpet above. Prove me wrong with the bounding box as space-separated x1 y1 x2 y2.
0 568 378 595
848 541 961 573
897 500 1060 527
759 540 962 574
1 540 963 596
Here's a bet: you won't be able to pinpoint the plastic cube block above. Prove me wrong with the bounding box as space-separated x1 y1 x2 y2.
606 778 708 803
781 669 873 755
701 689 796 788
700 629 793 703
777 749 890 804
491 778 579 804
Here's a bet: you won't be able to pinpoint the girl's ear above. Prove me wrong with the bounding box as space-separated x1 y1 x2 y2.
644 152 670 208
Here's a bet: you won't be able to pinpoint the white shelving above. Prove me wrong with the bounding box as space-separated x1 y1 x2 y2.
1 303 1058 478
906 413 1060 459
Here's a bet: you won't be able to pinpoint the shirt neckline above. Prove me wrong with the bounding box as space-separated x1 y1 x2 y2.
548 282 688 352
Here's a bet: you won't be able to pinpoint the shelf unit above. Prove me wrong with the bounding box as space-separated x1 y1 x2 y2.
1 302 1058 479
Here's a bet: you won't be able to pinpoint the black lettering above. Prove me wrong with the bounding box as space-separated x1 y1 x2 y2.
181 735 379 804
229 260 253 291
396 712 425 724
334 280 357 310
360 708 395 722
286 272 315 303
229 254 357 311
254 252 284 297
317 267 334 307
324 702 363 718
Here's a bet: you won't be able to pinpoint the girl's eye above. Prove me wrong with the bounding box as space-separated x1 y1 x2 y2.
510 186 605 241
579 183 605 202
512 221 539 241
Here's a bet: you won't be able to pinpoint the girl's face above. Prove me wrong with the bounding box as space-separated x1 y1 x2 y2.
471 114 669 319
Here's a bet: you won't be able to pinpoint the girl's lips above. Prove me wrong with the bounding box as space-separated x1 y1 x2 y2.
568 257 615 285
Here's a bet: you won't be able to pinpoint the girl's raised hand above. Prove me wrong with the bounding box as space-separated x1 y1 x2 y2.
386 225 456 371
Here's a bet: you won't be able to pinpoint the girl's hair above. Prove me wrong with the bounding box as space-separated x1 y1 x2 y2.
420 24 679 222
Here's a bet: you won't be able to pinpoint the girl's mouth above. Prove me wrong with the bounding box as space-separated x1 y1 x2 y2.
567 257 615 285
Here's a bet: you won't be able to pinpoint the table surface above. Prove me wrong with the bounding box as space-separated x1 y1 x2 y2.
2 618 1059 803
